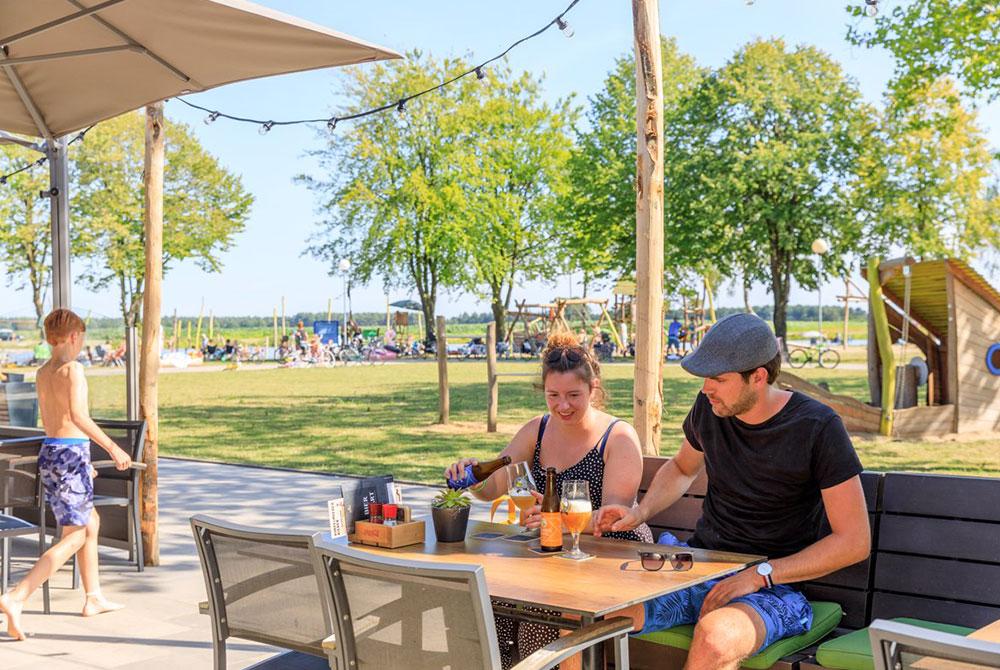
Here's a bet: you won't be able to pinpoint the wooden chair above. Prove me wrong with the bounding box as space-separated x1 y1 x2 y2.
309 533 633 670
869 619 1000 669
0 444 50 613
190 515 334 670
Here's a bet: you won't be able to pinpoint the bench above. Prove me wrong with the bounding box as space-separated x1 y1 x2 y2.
629 457 880 670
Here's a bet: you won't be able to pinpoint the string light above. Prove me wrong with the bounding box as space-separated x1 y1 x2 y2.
0 123 95 185
864 0 878 17
203 111 220 125
170 0 582 135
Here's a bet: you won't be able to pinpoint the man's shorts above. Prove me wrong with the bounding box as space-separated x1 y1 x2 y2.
668 336 681 348
38 438 93 527
637 533 813 654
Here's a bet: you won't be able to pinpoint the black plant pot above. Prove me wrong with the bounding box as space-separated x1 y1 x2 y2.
431 506 471 542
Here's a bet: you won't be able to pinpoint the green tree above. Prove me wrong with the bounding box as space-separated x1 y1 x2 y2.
459 65 576 341
664 39 879 345
562 38 704 282
874 79 999 260
71 112 253 325
0 145 51 327
847 0 1000 107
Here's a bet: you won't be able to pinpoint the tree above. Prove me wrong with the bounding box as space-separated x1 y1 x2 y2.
663 39 879 345
0 145 51 327
847 0 1000 107
562 38 704 282
71 112 253 325
874 78 1000 260
302 53 484 342
459 65 576 341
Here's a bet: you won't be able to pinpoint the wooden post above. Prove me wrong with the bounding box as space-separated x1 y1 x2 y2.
327 297 332 323
195 299 204 350
842 278 850 349
632 0 665 456
486 322 498 432
208 310 214 340
281 296 286 335
436 315 449 424
139 101 164 566
867 257 895 436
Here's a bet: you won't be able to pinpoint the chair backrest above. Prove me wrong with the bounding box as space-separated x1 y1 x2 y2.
870 472 1000 628
310 534 501 670
638 457 882 629
0 453 41 511
90 418 146 483
190 515 330 657
869 619 1000 669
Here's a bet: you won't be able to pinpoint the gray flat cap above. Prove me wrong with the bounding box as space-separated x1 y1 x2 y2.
680 313 779 378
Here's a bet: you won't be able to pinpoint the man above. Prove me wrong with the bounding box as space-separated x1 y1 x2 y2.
667 317 683 357
596 313 870 670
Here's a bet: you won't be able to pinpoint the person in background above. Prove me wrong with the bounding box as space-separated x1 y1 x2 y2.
667 316 683 358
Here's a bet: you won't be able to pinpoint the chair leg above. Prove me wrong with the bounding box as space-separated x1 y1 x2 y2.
1 535 9 593
614 634 629 670
72 553 79 590
132 496 144 572
39 526 50 614
213 636 226 670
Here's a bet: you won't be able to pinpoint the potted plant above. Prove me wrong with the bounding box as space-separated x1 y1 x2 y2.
431 488 472 542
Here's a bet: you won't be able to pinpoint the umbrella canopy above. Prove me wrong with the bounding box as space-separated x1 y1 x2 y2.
0 0 401 139
389 299 423 312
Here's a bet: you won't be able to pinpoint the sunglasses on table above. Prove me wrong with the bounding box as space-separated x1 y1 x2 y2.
620 550 694 572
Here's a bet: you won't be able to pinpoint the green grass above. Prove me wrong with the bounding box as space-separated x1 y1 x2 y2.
83 360 999 483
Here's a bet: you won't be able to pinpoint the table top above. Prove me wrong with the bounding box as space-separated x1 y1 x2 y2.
969 619 1000 644
347 520 762 618
908 618 1000 670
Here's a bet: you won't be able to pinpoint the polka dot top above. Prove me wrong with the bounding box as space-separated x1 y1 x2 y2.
531 415 653 543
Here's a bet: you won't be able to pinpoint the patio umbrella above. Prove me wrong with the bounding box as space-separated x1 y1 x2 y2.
0 0 401 306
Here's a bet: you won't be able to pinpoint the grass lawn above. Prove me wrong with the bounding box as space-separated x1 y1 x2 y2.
85 359 1000 484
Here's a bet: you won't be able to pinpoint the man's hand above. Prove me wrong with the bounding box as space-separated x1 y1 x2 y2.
108 445 132 471
594 504 644 536
699 568 762 618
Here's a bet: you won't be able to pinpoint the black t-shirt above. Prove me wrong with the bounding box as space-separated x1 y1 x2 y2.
682 390 863 558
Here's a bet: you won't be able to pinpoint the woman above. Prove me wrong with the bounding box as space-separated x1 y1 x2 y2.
445 330 651 668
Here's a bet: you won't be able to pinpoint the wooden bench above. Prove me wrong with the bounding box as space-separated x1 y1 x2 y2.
630 457 881 670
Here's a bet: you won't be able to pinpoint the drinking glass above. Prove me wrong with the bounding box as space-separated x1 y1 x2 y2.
559 480 593 560
506 461 537 531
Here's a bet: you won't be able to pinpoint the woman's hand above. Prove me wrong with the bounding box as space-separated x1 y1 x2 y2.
444 458 478 483
522 490 544 529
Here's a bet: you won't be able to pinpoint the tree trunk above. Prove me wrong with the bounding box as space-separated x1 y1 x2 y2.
490 291 507 343
770 254 791 353
742 273 754 314
420 292 436 343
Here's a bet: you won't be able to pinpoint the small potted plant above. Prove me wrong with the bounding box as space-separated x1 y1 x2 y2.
431 488 472 542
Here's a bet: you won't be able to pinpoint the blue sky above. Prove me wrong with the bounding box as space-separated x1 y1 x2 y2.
2 0 998 320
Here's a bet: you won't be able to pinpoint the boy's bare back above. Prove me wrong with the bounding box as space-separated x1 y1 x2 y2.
36 358 89 440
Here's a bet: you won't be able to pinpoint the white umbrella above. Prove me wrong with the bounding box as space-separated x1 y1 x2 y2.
0 0 401 305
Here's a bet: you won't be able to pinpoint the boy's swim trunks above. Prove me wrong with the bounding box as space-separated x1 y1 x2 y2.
38 437 93 526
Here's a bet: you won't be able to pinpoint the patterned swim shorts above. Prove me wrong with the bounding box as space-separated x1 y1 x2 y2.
38 438 93 527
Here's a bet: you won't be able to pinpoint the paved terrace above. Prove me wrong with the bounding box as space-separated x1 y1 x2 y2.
1 458 494 668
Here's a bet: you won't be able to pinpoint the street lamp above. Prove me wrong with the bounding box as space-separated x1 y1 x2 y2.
338 258 351 345
811 239 830 342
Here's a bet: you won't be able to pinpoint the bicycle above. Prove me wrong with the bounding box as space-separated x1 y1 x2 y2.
787 344 840 369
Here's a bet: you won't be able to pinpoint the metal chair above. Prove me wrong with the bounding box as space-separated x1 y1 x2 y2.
90 418 146 572
870 619 1000 669
309 533 633 670
0 446 50 613
190 515 334 670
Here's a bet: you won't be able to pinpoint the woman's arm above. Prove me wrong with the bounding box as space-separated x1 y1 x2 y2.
443 416 541 501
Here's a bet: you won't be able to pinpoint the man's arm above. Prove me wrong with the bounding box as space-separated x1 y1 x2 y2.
67 363 132 469
700 475 870 616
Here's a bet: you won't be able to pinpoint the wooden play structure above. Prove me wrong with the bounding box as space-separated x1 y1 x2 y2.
782 257 1000 438
505 297 625 351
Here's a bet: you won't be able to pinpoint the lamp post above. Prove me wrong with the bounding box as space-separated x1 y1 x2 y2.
811 239 829 342
338 258 351 345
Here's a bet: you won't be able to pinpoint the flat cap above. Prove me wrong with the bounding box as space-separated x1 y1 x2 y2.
680 313 779 378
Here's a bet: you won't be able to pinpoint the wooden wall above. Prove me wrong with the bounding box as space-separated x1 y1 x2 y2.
892 405 955 438
953 280 1000 433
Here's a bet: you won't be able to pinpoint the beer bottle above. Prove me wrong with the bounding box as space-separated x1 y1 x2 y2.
447 455 512 490
539 467 563 553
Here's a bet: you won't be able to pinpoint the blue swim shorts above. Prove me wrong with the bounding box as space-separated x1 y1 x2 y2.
38 438 93 527
637 533 813 654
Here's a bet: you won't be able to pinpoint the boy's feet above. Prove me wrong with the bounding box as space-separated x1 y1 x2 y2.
0 593 26 640
82 593 124 617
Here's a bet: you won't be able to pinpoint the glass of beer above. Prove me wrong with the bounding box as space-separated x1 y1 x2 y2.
559 480 593 560
506 461 537 531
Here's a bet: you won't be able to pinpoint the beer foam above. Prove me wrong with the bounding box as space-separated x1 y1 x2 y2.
562 499 592 513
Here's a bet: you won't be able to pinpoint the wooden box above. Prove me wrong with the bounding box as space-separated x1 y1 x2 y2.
352 520 425 548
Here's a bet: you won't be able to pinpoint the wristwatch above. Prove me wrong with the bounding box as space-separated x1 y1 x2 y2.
755 562 774 589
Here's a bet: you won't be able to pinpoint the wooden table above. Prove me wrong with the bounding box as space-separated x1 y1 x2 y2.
909 618 1000 670
969 620 1000 643
349 520 762 669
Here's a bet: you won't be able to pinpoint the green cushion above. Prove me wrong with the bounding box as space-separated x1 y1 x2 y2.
636 600 843 669
815 618 975 670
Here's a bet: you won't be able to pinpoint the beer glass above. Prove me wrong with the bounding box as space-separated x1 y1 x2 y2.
559 479 593 560
506 461 537 531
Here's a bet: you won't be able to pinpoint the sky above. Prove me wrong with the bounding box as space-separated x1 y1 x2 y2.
2 0 998 321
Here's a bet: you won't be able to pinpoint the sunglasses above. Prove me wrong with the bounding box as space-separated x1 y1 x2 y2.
626 551 694 572
545 347 585 365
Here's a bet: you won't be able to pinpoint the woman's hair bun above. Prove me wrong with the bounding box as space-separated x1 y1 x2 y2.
542 330 580 357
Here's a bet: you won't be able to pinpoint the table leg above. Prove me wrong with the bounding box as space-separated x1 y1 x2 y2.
581 614 605 670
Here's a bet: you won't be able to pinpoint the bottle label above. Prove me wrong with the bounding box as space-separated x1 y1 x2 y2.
540 512 563 549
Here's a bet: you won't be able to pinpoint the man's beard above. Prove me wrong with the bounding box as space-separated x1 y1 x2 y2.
710 385 759 417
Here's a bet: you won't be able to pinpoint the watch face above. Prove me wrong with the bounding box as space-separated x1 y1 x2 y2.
757 562 773 576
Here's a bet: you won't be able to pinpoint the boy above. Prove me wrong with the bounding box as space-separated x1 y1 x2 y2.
0 309 132 641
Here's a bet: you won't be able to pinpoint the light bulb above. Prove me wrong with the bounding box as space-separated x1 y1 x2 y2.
475 67 486 81
327 118 338 132
258 121 274 135
204 112 220 125
864 0 878 17
556 17 574 38
396 99 406 113
811 239 830 255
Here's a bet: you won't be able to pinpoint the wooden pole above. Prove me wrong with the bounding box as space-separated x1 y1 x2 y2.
327 297 332 323
139 101 164 566
632 0 665 456
486 322 498 432
281 296 286 335
436 315 449 424
195 298 204 350
208 310 214 340
867 257 895 436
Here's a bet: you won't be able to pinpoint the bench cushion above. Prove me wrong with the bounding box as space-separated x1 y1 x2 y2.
814 617 975 670
637 600 842 669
